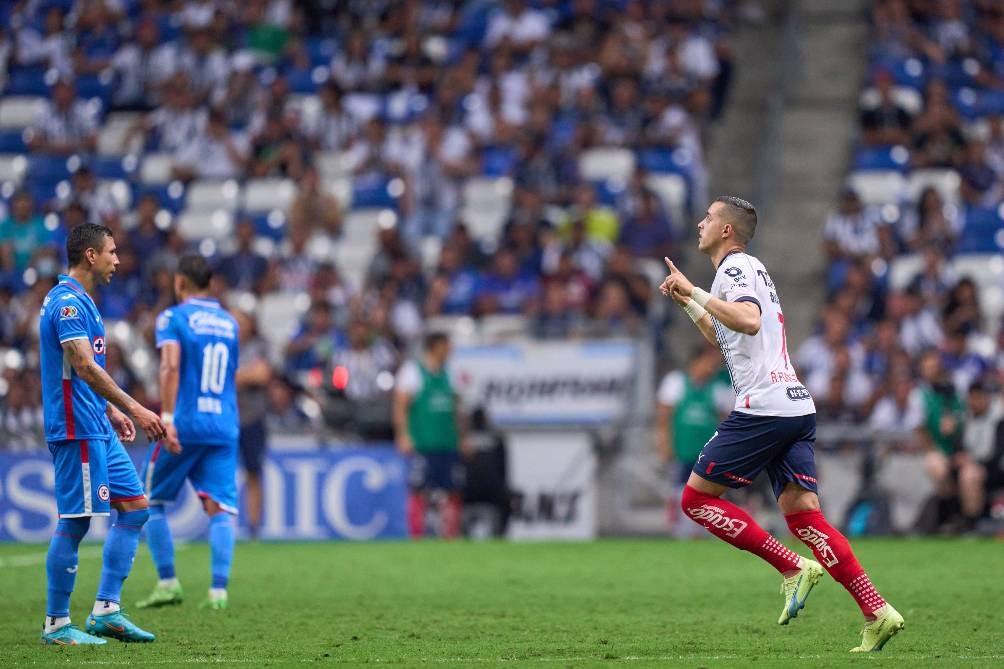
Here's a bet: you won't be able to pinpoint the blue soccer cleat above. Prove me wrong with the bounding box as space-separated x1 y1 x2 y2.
40 624 107 645
85 610 155 643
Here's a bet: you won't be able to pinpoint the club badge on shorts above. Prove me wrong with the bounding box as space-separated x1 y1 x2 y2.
98 484 110 501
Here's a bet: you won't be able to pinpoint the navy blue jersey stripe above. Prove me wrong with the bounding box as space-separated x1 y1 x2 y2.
711 317 741 395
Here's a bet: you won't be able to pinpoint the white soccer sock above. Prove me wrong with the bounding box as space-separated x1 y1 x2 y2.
44 616 71 634
158 577 180 589
92 599 120 615
208 587 227 601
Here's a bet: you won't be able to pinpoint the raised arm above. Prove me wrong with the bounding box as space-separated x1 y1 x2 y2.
660 257 761 336
62 338 166 441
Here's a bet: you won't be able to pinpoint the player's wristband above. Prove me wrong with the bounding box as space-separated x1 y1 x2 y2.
683 299 707 323
690 287 712 308
161 412 174 426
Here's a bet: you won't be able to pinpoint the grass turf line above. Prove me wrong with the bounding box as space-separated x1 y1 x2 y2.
0 538 1001 667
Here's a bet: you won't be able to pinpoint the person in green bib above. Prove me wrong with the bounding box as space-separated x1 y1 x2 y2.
654 346 733 537
393 332 470 538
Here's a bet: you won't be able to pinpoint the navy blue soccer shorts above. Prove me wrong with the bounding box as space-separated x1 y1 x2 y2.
409 452 465 492
692 411 818 498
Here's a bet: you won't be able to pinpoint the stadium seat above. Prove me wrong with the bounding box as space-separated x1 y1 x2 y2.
0 155 28 186
176 209 234 242
578 147 636 182
851 146 910 171
0 130 27 152
0 96 47 129
333 242 375 291
133 182 186 213
97 111 144 156
89 155 138 180
287 67 329 94
306 38 337 66
905 168 961 204
75 73 114 105
645 172 688 222
27 155 73 183
139 153 176 184
97 179 132 211
859 86 923 116
342 208 391 249
316 150 352 180
249 210 287 241
462 176 513 210
352 177 398 209
459 204 507 242
3 67 50 96
256 291 311 357
479 314 529 340
244 178 297 213
637 147 694 176
185 179 241 212
480 146 517 176
846 170 907 205
324 177 352 209
420 235 442 272
888 253 923 290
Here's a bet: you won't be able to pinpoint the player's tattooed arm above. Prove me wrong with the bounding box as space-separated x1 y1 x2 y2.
62 338 167 441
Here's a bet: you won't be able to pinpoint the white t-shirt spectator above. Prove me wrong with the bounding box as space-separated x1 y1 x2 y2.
868 388 925 433
176 46 230 97
174 128 249 179
485 6 551 48
823 207 886 257
110 42 178 106
148 105 206 153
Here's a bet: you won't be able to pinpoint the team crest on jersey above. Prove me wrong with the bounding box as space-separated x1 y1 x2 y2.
97 484 110 501
92 337 105 355
156 312 171 331
60 305 79 319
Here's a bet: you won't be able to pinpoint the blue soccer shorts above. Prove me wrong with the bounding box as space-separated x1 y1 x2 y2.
49 435 145 518
692 411 818 498
142 441 239 514
409 452 465 492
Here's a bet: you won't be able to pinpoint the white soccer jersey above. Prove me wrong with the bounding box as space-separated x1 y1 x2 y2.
708 250 816 417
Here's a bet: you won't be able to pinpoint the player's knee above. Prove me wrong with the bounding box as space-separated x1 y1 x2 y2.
202 498 224 516
680 484 707 517
777 484 820 514
57 516 91 538
119 507 150 527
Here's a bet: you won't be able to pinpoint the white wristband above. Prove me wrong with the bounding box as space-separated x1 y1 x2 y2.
683 299 707 323
161 412 174 426
691 287 712 308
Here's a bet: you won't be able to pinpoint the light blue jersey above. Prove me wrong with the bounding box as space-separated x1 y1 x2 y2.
154 298 239 447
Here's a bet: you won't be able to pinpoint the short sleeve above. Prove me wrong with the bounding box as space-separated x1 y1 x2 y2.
155 309 180 348
656 371 685 406
717 257 760 311
54 295 89 343
395 360 422 395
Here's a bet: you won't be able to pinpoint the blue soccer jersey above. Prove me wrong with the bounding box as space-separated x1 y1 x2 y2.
155 297 239 447
39 274 112 442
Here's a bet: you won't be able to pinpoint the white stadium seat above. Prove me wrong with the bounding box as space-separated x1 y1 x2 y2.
316 150 352 180
324 177 352 209
0 97 47 129
460 205 507 243
846 170 906 205
342 208 392 248
578 146 636 182
139 153 175 184
185 179 241 212
906 168 961 204
97 112 144 156
462 176 513 209
888 253 923 290
244 178 297 212
0 154 28 185
97 179 132 211
176 209 234 241
644 173 688 221
256 291 311 359
859 86 923 116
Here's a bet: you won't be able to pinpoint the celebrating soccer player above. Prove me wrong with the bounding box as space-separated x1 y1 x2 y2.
39 223 166 645
137 253 240 611
660 197 904 652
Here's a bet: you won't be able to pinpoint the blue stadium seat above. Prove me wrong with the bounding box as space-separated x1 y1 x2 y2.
955 206 1004 254
88 155 134 180
593 179 624 206
249 211 287 241
133 183 186 213
287 67 323 94
306 38 337 66
352 178 397 209
481 146 517 176
27 155 73 183
75 74 114 106
0 130 27 153
4 67 50 96
27 179 63 207
851 146 911 172
637 148 692 175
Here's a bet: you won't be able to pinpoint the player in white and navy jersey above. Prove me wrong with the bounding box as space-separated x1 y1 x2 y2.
660 196 904 653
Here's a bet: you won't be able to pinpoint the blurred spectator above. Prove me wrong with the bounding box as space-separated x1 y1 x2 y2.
303 82 358 151
618 187 677 260
942 278 983 336
27 79 99 155
424 245 479 317
0 370 45 452
284 300 344 374
0 191 54 275
126 83 205 154
822 188 890 289
58 166 122 225
126 194 169 261
218 219 269 294
175 27 230 102
533 279 585 339
172 109 250 181
860 69 912 147
288 167 342 237
897 187 961 251
868 370 924 439
331 319 398 404
233 310 273 539
108 19 178 110
15 6 72 73
474 247 539 316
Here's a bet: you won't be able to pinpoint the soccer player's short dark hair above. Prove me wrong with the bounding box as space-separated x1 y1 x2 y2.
176 252 213 289
714 195 758 244
66 223 113 267
423 331 450 352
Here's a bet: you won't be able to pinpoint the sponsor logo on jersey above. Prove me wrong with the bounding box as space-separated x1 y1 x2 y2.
188 310 236 337
786 386 811 401
92 337 105 355
688 504 748 538
97 484 110 501
60 305 79 319
796 525 839 566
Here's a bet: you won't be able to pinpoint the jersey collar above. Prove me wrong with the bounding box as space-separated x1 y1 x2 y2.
185 297 220 308
58 274 95 303
716 248 745 269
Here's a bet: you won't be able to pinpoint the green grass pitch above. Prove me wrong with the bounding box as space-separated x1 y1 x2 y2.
1 538 1002 667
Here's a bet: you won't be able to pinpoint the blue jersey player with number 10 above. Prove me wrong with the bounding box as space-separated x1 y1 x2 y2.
137 253 240 611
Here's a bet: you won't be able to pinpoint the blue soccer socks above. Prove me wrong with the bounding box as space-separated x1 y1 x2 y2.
95 508 149 607
46 517 91 619
208 513 235 589
145 504 177 580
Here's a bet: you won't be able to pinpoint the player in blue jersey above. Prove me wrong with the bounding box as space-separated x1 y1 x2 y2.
38 224 167 646
136 253 240 611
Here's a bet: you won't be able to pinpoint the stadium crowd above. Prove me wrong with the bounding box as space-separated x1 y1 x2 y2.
0 0 742 448
802 0 1004 532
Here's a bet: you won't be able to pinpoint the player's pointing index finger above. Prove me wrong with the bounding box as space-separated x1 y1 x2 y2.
664 257 678 273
